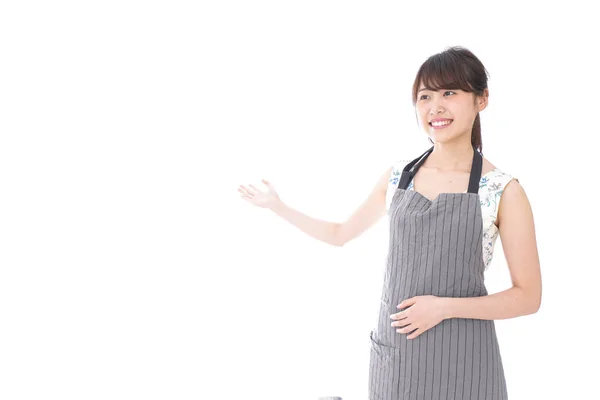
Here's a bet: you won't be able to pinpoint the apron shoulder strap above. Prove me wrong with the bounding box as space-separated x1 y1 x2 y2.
398 146 434 190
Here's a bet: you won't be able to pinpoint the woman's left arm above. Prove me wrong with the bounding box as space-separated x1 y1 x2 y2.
442 179 542 320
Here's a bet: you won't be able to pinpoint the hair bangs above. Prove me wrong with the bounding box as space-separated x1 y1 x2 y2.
412 50 481 106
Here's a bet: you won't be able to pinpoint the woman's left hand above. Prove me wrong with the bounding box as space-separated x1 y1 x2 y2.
390 295 448 340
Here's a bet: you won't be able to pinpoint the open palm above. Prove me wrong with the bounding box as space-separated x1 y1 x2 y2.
238 179 281 209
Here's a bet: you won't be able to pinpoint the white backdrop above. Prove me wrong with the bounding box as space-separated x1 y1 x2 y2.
1 1 598 399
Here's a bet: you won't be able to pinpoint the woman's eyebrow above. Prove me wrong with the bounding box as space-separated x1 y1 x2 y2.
418 87 457 93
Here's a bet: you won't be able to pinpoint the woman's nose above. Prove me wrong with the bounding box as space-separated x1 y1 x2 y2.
430 106 444 115
429 99 446 115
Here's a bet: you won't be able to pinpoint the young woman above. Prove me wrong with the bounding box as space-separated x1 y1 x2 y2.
238 46 542 400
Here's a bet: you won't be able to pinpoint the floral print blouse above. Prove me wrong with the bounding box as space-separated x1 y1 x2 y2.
386 159 519 271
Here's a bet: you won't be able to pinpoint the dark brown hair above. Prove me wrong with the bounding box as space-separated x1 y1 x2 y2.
412 46 489 155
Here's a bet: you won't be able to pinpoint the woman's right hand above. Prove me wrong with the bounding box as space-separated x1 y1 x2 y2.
238 179 281 209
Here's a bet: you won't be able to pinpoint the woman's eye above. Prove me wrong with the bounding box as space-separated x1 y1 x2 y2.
419 91 454 100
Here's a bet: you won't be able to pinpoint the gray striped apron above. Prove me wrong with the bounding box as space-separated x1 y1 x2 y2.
369 145 508 400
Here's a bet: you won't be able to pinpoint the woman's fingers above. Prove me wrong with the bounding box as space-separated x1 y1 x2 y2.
238 186 253 196
248 184 262 193
238 180 279 208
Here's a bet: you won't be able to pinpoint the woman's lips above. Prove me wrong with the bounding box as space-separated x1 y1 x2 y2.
429 120 453 130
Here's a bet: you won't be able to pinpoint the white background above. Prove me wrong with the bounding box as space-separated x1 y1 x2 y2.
1 1 598 399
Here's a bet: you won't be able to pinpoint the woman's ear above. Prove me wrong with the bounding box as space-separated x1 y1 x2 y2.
477 88 489 112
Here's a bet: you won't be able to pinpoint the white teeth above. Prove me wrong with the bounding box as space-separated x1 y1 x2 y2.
431 120 452 127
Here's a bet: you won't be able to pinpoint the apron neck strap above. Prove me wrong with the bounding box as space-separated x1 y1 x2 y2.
398 145 482 194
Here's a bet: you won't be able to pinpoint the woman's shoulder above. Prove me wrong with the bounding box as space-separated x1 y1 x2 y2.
388 158 413 186
481 158 518 187
385 158 413 212
480 159 521 213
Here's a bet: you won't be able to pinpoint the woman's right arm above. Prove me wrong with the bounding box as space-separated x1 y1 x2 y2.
268 165 393 247
333 165 393 246
269 201 343 246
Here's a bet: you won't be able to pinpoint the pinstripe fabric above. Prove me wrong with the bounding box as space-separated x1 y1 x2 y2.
368 148 508 400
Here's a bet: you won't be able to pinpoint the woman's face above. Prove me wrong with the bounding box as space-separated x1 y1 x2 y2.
415 83 487 143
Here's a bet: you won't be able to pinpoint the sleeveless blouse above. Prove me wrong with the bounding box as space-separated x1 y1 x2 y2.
386 160 519 271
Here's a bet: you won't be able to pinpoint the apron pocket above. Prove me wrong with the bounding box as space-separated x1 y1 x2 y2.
369 330 401 359
368 330 402 399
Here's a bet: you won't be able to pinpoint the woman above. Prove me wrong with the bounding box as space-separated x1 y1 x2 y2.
238 46 542 400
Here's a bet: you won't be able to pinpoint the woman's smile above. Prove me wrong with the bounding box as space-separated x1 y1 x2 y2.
429 119 453 129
